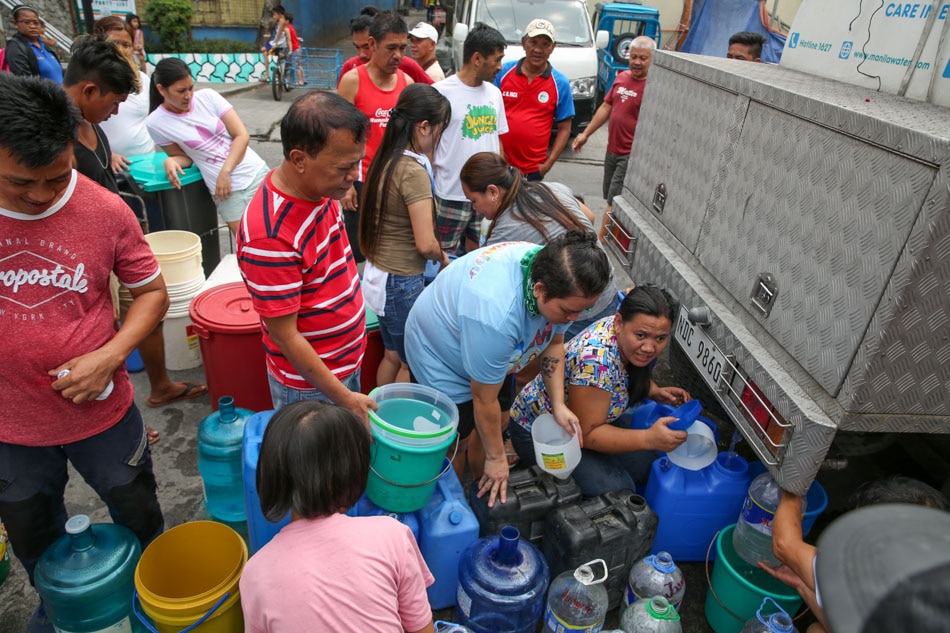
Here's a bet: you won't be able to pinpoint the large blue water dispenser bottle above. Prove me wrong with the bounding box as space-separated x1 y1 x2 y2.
198 395 254 522
34 515 143 633
456 526 550 633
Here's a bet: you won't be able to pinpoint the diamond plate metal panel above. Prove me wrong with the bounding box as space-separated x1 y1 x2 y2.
613 195 836 494
621 63 747 251
700 102 936 395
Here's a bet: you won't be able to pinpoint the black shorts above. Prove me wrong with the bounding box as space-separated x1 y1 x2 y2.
455 377 517 441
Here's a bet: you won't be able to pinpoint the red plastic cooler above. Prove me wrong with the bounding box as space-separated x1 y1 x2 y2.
190 282 272 412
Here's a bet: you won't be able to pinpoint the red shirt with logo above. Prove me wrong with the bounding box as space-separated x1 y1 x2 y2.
0 172 160 446
496 59 575 174
236 172 366 389
604 70 647 156
353 64 409 180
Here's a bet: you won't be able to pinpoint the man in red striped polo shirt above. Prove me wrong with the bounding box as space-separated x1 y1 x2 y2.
237 92 377 421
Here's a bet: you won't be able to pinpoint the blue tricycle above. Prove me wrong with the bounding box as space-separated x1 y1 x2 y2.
592 1 662 103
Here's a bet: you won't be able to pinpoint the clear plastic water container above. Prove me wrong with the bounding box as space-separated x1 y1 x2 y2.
620 595 682 633
741 597 798 633
622 551 686 616
198 395 254 522
733 472 806 568
543 559 609 633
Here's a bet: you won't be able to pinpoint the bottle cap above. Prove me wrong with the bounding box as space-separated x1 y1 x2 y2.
65 515 91 534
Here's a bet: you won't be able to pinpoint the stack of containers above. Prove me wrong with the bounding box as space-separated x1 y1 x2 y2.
140 230 205 370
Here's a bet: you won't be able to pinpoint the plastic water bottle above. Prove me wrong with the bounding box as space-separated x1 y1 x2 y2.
543 559 609 632
435 622 476 633
733 472 806 568
622 551 685 616
456 526 550 633
620 595 682 633
198 395 254 522
34 515 142 633
741 597 798 632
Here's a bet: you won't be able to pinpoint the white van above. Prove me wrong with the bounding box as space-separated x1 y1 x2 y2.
450 0 602 133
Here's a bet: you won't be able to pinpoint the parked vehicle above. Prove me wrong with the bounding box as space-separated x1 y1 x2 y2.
451 0 599 133
604 50 950 494
591 1 662 102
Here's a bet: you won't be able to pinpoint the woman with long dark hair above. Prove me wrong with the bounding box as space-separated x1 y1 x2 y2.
460 152 620 340
145 58 268 234
508 285 692 497
359 83 451 385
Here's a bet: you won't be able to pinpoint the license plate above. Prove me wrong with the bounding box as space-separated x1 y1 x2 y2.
674 307 727 392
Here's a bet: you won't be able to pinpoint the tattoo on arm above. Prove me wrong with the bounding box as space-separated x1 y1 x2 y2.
542 356 559 378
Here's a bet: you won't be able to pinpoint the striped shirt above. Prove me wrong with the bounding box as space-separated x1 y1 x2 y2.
237 172 366 389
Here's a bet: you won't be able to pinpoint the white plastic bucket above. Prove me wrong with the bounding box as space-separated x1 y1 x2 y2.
163 275 205 371
145 231 203 285
531 413 581 479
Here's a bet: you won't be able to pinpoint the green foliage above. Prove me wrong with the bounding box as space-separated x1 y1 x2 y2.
147 38 259 54
144 0 194 53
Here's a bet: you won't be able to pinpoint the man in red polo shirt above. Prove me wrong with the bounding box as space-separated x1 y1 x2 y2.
495 18 574 181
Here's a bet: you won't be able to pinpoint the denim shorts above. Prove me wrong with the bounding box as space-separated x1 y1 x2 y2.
217 164 269 222
268 368 362 410
378 272 425 364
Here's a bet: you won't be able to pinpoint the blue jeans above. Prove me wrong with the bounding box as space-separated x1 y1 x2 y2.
378 272 425 364
508 414 658 497
0 404 164 585
268 369 362 410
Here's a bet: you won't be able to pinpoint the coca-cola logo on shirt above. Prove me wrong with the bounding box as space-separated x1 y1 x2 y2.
0 250 87 309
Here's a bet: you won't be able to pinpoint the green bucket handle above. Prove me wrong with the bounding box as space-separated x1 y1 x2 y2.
369 434 460 488
703 530 809 625
133 588 230 633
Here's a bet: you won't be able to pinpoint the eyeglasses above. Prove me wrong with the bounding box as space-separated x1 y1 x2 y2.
17 18 42 26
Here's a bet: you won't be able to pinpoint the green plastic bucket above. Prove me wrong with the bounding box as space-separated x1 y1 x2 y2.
704 524 802 633
366 384 459 512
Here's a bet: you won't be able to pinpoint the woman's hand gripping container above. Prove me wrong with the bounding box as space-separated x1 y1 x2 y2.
366 383 459 513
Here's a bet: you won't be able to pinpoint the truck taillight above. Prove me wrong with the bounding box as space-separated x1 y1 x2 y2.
740 380 787 450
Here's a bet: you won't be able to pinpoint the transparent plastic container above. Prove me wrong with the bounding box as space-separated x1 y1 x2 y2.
198 395 254 522
741 597 798 633
622 551 685 617
733 473 806 568
543 559 608 633
620 595 682 633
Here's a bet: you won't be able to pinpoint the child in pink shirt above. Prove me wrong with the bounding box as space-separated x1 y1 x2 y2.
239 401 436 633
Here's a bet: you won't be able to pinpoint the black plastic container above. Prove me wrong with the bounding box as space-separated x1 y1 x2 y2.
469 466 582 546
543 490 658 609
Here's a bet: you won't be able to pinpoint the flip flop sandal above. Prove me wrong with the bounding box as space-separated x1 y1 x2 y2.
145 381 208 408
146 426 161 445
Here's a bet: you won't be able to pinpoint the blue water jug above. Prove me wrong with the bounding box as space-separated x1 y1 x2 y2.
417 459 480 609
198 395 254 522
242 410 289 553
644 452 751 561
346 494 421 541
456 526 550 633
34 515 143 633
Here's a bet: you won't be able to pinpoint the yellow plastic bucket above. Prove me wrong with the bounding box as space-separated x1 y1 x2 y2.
145 230 203 285
134 521 246 633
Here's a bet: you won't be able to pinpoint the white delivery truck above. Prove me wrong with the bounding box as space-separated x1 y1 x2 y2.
603 4 950 494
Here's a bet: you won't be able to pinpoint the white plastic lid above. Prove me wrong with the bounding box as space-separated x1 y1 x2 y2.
65 515 91 534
